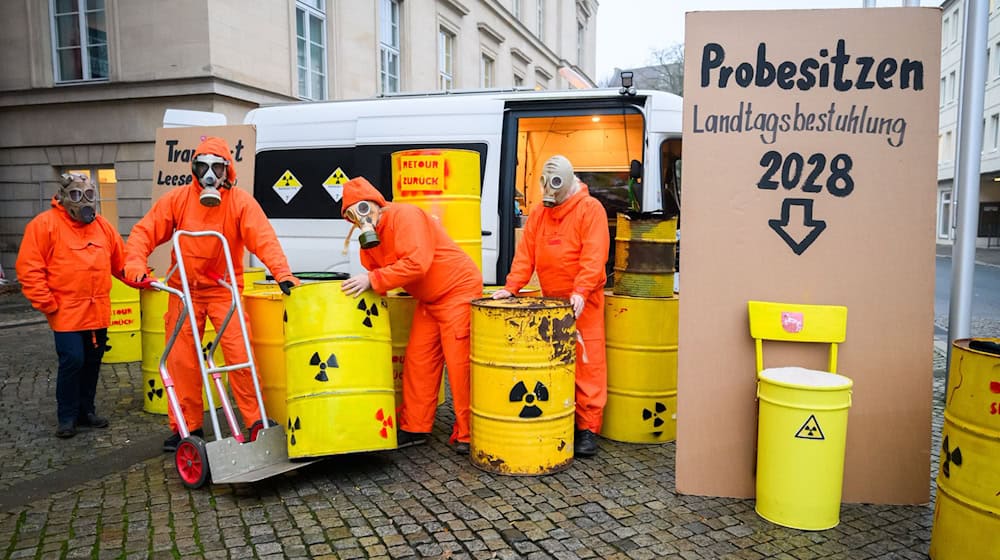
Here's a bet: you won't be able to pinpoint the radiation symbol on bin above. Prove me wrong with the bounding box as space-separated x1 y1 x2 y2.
375 408 394 439
509 381 549 418
202 341 214 361
794 414 825 440
146 379 164 402
287 416 301 446
642 402 668 437
310 352 339 382
357 298 380 328
941 435 962 479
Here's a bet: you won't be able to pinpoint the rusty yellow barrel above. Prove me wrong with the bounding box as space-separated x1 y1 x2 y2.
392 149 482 271
243 289 287 427
242 267 266 292
139 289 227 414
469 297 576 475
104 277 141 363
602 292 678 443
613 213 677 298
930 338 1000 559
283 281 396 459
482 285 542 298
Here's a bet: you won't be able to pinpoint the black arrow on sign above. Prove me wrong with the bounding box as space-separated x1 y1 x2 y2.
768 198 827 255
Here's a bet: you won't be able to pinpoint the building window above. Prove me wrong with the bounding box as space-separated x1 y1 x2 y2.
988 48 992 82
481 53 495 88
380 0 401 94
66 167 118 228
536 0 544 39
979 203 1000 238
296 1 327 100
944 130 953 161
949 71 957 103
995 42 1000 77
942 17 949 50
938 191 952 239
514 72 524 88
51 0 108 82
513 0 521 20
439 28 454 90
991 114 999 150
951 8 960 44
577 21 585 63
940 77 946 107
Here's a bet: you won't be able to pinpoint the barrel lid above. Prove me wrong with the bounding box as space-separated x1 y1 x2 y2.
472 296 570 310
243 290 283 300
758 366 852 389
295 272 350 281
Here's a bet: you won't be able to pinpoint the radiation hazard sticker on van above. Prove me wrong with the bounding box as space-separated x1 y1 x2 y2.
322 167 349 202
272 170 303 203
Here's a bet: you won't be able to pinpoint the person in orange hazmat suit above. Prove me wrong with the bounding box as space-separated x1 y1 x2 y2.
492 155 610 457
339 177 483 455
123 136 299 452
16 173 126 438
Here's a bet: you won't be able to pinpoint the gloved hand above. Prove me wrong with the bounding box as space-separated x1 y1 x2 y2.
123 264 149 283
491 288 513 299
570 293 585 318
278 275 300 296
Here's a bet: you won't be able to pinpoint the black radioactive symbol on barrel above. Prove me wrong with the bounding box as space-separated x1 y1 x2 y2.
310 352 338 382
510 381 549 418
941 435 962 479
642 402 668 437
357 298 379 328
287 416 301 446
146 379 164 402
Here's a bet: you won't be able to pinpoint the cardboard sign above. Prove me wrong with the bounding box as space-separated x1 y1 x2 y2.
146 125 257 273
677 8 939 504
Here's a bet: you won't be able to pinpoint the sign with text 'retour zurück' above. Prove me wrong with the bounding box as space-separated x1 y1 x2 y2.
676 9 939 505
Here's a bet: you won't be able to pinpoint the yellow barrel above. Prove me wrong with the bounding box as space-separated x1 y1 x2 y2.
391 149 482 271
242 267 266 292
929 338 1000 559
602 292 678 443
139 289 227 415
755 367 853 530
613 213 677 298
104 277 141 363
469 297 576 475
243 289 287 427
283 281 396 459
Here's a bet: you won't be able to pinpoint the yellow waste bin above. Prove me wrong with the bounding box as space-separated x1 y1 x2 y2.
243 289 287 427
929 338 1000 559
469 297 576 475
104 277 141 363
755 366 853 530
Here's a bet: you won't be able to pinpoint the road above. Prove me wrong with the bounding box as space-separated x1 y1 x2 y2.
934 256 1000 337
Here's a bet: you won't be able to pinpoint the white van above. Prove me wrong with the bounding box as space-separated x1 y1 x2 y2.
243 88 683 285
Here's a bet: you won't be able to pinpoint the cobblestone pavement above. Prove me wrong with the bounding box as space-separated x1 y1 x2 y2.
0 289 953 560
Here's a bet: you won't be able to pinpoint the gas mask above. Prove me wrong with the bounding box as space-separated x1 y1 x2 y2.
539 155 577 207
191 154 230 207
344 200 382 249
58 173 97 224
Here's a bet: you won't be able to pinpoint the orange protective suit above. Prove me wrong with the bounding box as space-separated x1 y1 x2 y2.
17 197 126 331
503 184 610 433
342 177 483 444
124 137 295 434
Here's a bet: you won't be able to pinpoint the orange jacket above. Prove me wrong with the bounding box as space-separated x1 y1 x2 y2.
345 179 482 301
16 197 126 332
504 184 609 330
124 138 293 299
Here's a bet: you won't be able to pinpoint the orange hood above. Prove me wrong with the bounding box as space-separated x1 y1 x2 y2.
193 136 237 186
342 177 388 210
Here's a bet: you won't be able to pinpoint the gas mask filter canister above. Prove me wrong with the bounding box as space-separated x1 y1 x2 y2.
192 154 230 207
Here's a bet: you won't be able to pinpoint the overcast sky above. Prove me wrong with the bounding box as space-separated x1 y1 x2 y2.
595 0 942 82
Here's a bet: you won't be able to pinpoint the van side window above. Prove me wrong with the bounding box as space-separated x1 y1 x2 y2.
660 138 682 219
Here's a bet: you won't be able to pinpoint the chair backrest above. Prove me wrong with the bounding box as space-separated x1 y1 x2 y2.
747 300 848 374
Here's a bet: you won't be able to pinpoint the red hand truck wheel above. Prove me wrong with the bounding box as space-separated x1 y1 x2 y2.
249 418 278 442
175 436 210 489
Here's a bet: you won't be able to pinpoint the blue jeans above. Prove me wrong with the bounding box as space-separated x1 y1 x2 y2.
53 329 107 424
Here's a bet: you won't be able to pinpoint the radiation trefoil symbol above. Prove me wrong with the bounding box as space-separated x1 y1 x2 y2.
375 408 394 439
287 416 301 446
510 381 549 418
310 352 339 382
146 379 163 402
357 298 380 328
941 435 962 479
642 402 668 437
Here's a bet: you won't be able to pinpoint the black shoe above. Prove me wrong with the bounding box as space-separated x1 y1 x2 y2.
454 441 470 455
77 413 108 428
396 430 429 448
574 429 599 457
55 421 77 439
163 428 204 452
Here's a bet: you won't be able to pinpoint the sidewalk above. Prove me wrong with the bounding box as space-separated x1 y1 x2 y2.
936 243 1000 267
0 289 942 560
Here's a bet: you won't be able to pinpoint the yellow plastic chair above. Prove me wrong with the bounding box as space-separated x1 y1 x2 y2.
747 300 848 374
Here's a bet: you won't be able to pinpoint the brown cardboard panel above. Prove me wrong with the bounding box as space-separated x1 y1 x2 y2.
146 125 257 273
677 8 939 504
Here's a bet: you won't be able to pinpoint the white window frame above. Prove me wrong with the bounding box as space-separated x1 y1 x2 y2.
938 190 953 239
577 20 585 64
296 0 327 101
536 0 545 39
949 71 957 103
380 0 401 94
481 52 495 88
513 71 524 88
513 0 522 20
50 0 109 83
438 27 455 90
991 114 999 151
952 8 960 44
